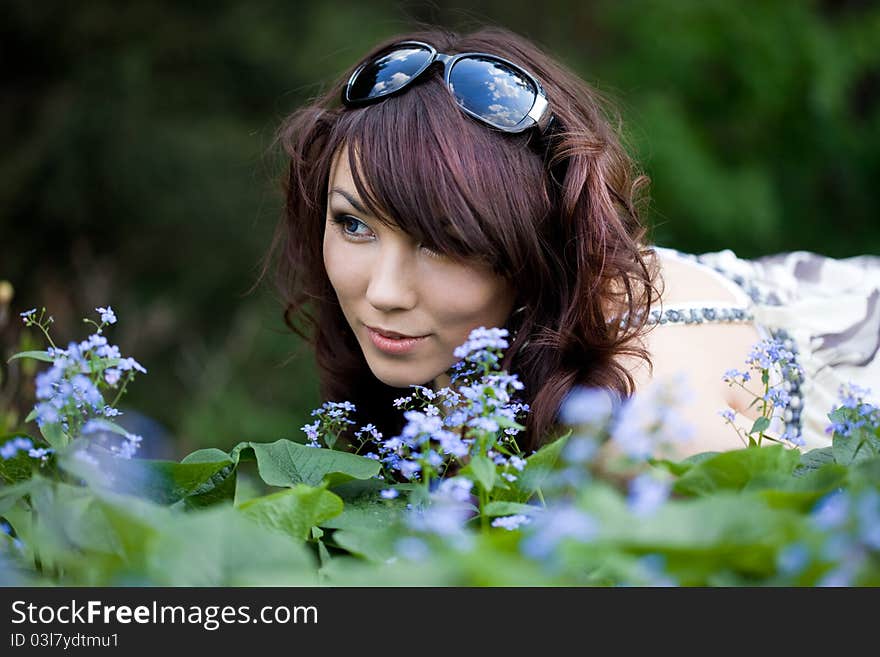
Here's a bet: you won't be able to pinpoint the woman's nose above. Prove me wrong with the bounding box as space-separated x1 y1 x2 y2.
365 246 418 311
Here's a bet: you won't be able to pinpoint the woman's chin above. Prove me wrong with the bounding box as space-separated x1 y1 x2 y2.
367 363 441 390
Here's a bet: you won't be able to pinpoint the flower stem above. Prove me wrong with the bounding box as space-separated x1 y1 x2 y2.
109 371 134 408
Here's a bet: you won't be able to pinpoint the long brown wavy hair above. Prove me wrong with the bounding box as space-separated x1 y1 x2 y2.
259 24 662 452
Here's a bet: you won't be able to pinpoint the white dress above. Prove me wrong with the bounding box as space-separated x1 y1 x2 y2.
649 245 880 451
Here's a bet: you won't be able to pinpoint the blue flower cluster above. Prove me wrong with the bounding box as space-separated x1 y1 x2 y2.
0 436 54 463
825 383 880 438
721 336 806 447
558 373 696 465
300 400 357 449
448 326 510 384
375 338 529 483
303 327 531 488
19 306 146 458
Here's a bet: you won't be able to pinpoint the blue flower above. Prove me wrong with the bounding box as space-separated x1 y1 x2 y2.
27 447 53 461
394 537 431 561
632 554 678 587
811 491 849 531
825 383 880 437
520 505 598 560
96 306 117 325
559 386 616 427
118 357 147 374
104 368 122 386
452 326 510 361
380 489 399 500
562 436 599 464
1 437 36 460
610 374 695 461
435 477 474 503
776 542 810 577
399 460 421 480
627 472 672 517
746 337 794 371
722 368 751 383
491 514 531 530
468 417 499 433
763 385 790 408
855 489 880 550
837 382 873 410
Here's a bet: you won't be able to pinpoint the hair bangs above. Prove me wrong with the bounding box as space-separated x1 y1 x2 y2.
336 71 548 276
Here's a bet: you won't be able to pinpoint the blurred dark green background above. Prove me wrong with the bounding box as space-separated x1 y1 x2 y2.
2 0 878 458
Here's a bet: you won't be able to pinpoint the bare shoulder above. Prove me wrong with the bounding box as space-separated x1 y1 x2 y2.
618 250 768 457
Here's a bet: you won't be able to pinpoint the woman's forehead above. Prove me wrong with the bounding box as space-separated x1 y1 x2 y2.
328 145 370 207
328 144 399 225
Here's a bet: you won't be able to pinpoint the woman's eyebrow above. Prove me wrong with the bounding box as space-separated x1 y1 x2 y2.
330 188 370 216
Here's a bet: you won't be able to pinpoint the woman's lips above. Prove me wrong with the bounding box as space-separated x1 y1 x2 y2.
366 326 429 355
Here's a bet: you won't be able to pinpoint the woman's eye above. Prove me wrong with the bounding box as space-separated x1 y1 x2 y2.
331 213 443 259
331 214 371 239
420 244 443 259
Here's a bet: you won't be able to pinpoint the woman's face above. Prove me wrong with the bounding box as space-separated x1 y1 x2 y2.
323 144 517 391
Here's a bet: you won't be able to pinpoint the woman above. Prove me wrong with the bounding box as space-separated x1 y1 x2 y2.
261 25 880 459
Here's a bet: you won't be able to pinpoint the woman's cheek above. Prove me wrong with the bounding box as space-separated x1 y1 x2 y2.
324 236 363 295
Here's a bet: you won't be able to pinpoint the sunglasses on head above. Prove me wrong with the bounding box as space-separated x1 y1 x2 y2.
341 40 558 139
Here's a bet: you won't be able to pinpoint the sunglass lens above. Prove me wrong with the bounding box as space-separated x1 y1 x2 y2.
347 45 434 102
448 56 537 129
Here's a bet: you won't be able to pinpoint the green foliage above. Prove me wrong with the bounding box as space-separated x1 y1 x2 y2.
673 444 801 496
238 485 343 540
493 430 571 502
230 439 381 488
2 428 878 585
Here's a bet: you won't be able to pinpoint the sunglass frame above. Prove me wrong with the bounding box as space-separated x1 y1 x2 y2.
342 40 553 134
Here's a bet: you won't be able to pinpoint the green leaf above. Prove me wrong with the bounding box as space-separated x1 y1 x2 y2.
230 439 380 488
331 527 397 563
649 451 718 477
483 501 541 517
465 455 496 492
181 448 235 464
794 446 835 477
24 408 38 423
832 426 880 466
673 445 801 497
752 463 848 511
59 450 237 506
27 479 127 562
577 484 800 582
492 430 571 502
319 496 406 531
133 504 316 585
749 416 770 435
2 475 317 585
846 455 880 491
7 350 54 364
39 423 67 450
0 479 38 515
238 485 343 541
